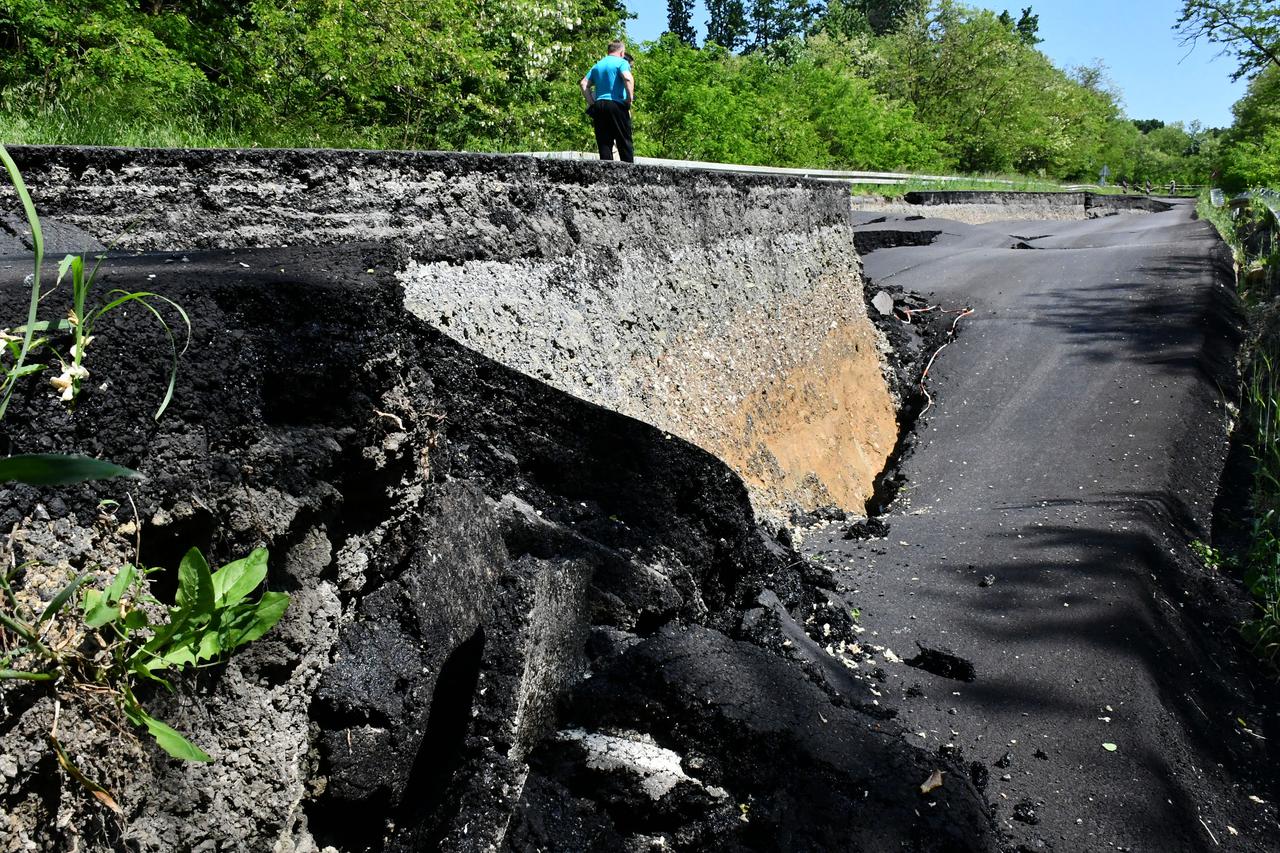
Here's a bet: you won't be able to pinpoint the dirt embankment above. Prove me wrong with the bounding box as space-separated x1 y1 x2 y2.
0 149 994 852
2 146 896 521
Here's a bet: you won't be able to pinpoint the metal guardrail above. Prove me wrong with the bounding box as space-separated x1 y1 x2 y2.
521 151 1013 186
1258 188 1280 220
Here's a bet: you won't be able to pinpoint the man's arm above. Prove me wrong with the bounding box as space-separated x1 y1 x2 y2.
622 70 634 104
580 76 594 105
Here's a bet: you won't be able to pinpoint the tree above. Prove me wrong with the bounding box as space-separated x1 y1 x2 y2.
1217 63 1280 188
998 6 1040 44
748 0 806 52
811 0 872 39
707 0 750 49
1015 6 1041 45
1132 118 1167 133
858 0 926 35
1175 0 1280 80
666 0 698 46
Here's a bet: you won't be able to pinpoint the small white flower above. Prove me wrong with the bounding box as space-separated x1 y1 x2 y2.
69 335 95 362
51 364 90 402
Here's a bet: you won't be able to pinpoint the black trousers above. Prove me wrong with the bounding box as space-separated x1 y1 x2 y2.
590 100 633 163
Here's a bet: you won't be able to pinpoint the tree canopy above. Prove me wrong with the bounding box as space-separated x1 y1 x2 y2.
1176 0 1280 81
0 0 1271 188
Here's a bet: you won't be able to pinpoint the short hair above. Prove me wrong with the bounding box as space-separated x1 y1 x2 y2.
608 40 625 54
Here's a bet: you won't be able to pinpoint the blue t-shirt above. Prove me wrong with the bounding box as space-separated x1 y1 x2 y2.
587 55 631 103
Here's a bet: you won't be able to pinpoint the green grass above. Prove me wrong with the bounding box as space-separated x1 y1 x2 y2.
1209 190 1280 663
0 97 400 152
0 100 246 149
1197 190 1245 264
1243 348 1280 661
848 174 1132 199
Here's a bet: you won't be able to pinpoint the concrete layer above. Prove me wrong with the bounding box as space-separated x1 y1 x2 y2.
400 231 895 517
854 190 1173 225
2 145 898 518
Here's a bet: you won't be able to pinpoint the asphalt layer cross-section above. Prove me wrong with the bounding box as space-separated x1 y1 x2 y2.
806 201 1280 852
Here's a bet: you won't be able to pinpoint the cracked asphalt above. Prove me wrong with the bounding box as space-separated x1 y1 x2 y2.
803 201 1280 852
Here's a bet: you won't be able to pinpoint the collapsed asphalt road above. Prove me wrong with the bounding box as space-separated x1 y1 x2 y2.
808 201 1280 851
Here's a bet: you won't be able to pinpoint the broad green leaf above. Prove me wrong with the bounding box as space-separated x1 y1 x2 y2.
129 656 173 688
136 613 188 670
39 572 88 624
195 628 222 662
105 564 137 605
135 710 212 762
82 588 102 612
159 645 198 669
122 609 148 630
211 548 268 608
0 454 141 486
82 588 121 629
223 591 290 650
175 547 215 617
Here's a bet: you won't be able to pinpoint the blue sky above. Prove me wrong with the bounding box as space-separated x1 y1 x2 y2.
620 0 1249 128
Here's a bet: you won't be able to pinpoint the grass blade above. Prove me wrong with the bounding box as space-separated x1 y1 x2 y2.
0 668 55 681
95 291 191 419
0 144 45 420
48 734 122 812
0 453 140 485
39 572 88 625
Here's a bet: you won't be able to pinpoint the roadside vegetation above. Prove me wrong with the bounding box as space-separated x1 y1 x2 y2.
1200 190 1280 660
847 175 1146 198
0 0 1271 189
0 146 289 809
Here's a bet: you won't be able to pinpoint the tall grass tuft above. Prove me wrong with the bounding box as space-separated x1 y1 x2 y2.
1212 189 1280 661
1243 350 1280 659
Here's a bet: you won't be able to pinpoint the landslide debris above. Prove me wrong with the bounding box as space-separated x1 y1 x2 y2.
0 245 999 852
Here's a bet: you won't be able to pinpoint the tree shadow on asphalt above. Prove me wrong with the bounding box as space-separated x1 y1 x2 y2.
1020 253 1242 391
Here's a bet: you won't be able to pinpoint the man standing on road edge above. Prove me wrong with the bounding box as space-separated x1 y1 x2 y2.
581 40 634 163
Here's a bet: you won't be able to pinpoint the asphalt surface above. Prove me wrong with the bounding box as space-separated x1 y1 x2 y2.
805 202 1280 852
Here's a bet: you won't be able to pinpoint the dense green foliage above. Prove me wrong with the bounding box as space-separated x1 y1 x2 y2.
0 0 1273 186
1219 64 1280 190
0 0 623 151
1199 191 1280 660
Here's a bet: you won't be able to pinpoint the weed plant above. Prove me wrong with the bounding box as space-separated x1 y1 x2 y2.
0 144 191 419
847 174 1131 200
1243 349 1280 659
0 547 289 768
1206 189 1280 661
0 146 286 812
